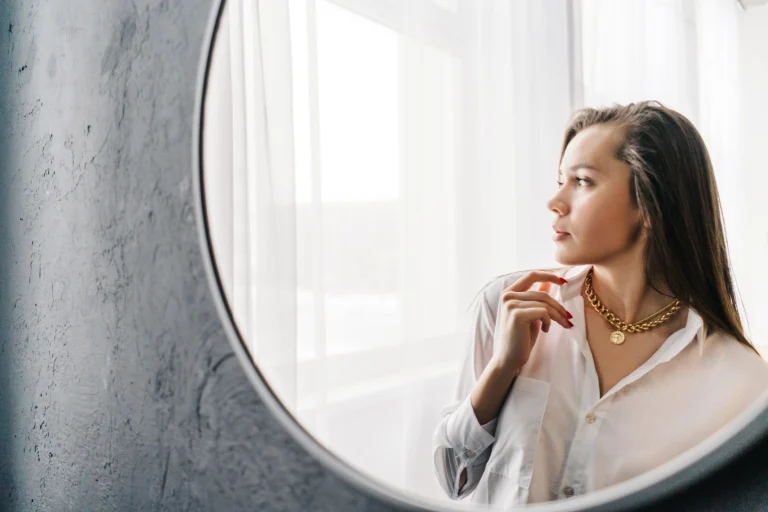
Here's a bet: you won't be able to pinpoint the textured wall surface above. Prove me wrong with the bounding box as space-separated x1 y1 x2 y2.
1 0 768 511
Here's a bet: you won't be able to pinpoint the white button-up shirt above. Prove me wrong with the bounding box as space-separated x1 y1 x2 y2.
433 264 768 507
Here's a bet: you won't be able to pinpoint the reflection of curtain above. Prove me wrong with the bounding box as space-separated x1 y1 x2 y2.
206 0 299 410
203 0 767 504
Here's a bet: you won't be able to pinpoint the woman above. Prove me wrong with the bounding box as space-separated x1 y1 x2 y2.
432 101 768 506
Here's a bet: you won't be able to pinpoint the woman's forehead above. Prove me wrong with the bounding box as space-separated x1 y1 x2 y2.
561 125 626 170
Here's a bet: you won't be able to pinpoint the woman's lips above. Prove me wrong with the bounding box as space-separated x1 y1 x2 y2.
553 232 570 241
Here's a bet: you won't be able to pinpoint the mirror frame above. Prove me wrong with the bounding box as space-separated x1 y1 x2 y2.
191 0 768 510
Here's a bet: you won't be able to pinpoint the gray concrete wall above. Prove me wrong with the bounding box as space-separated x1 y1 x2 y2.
0 0 767 510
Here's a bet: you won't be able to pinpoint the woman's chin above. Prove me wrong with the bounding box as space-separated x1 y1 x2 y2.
553 246 584 266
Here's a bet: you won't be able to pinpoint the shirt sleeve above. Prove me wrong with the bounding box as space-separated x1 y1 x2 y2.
432 284 502 500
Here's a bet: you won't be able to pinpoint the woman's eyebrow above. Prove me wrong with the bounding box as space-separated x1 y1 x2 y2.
559 163 601 174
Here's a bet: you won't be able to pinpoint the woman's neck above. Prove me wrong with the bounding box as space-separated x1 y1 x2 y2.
587 263 678 325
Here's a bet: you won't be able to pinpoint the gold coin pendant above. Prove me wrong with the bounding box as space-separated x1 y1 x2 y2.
610 331 625 345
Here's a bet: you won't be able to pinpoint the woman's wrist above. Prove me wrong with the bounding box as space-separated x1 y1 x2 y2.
472 358 522 425
488 356 521 378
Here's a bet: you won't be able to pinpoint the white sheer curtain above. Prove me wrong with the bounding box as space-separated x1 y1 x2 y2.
204 0 767 503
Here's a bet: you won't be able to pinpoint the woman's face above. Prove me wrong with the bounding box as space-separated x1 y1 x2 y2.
547 123 646 265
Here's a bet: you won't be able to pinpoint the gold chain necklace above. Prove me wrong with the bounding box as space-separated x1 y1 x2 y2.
584 267 682 345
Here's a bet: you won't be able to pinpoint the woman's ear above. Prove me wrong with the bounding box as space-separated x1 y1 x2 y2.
640 211 651 230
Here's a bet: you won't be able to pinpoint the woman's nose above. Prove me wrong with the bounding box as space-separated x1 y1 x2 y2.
547 195 566 215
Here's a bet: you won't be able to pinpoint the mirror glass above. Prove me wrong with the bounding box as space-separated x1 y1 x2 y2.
202 0 768 508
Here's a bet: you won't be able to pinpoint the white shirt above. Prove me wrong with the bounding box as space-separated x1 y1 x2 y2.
433 264 768 507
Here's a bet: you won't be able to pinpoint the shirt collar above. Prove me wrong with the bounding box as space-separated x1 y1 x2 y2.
555 264 708 357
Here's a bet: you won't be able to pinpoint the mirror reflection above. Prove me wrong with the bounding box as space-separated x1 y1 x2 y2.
203 0 768 508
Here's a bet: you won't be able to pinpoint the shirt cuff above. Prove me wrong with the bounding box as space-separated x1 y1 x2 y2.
481 417 498 435
445 393 497 457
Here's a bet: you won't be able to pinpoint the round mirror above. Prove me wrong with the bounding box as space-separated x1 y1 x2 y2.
196 0 768 509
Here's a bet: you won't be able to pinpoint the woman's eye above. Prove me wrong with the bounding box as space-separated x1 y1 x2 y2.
556 178 589 188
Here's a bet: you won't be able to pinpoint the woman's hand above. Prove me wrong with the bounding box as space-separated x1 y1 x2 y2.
490 271 573 372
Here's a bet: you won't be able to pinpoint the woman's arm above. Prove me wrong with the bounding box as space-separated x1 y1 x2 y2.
432 282 520 499
471 360 520 425
434 268 570 498
450 364 520 495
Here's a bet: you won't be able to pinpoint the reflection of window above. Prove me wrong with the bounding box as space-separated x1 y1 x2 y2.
293 1 401 204
297 290 401 360
290 0 460 376
291 2 405 378
286 2 464 499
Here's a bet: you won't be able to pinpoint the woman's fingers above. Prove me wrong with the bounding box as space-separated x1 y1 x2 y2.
506 271 566 294
508 299 571 330
512 306 552 334
502 290 572 327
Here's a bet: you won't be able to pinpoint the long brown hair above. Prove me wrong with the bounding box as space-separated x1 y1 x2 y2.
471 100 757 355
559 101 756 353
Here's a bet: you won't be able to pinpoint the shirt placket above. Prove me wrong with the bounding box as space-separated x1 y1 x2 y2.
559 396 610 499
558 290 606 499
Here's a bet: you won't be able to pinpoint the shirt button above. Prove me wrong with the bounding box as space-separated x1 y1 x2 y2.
585 413 596 424
563 486 575 497
466 449 475 458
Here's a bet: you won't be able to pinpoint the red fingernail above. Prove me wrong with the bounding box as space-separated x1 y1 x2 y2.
566 311 573 319
567 320 574 327
559 277 568 283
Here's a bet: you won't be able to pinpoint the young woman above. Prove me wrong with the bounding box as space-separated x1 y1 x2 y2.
432 101 768 506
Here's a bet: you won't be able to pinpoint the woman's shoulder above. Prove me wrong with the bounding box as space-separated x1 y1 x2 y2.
695 333 768 421
704 332 768 385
